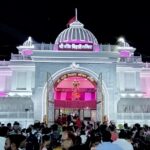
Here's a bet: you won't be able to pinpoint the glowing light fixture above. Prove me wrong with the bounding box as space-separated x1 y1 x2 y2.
117 37 125 44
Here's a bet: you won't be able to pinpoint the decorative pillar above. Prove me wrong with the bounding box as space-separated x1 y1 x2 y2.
136 71 140 91
120 72 124 91
11 71 17 90
26 72 32 91
96 73 103 122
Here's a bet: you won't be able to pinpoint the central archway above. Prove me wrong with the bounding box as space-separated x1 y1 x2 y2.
42 66 109 125
54 73 97 121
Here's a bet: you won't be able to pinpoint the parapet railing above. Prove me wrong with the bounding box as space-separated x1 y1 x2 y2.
117 113 150 120
11 54 32 60
0 61 11 66
0 112 34 118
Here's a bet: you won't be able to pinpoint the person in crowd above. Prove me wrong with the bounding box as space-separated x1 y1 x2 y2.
18 134 26 150
25 127 39 150
51 123 60 149
124 123 130 131
61 131 76 150
62 114 67 125
96 130 123 150
109 124 118 141
75 116 81 129
80 130 87 144
0 126 8 150
90 135 101 150
9 122 21 135
4 135 21 150
67 114 73 126
40 135 51 150
57 115 62 125
7 123 12 132
113 129 134 150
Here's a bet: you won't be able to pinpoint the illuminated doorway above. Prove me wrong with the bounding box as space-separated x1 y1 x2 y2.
54 73 97 121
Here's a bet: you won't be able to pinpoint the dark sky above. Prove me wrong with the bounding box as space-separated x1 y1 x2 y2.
0 1 150 61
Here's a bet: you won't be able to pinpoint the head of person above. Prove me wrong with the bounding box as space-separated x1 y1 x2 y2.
7 123 12 129
101 130 112 142
61 131 76 150
18 135 27 149
124 123 128 129
0 126 9 137
13 122 20 131
90 135 101 150
42 135 51 148
119 129 126 139
4 135 20 150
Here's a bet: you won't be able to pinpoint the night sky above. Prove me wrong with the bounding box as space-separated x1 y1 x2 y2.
0 1 150 61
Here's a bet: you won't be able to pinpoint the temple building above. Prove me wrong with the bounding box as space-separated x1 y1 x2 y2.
0 17 150 127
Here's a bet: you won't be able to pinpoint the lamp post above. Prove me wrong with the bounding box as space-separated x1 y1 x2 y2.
25 108 29 128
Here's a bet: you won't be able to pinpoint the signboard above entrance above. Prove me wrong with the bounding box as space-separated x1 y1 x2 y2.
55 73 97 86
58 42 93 51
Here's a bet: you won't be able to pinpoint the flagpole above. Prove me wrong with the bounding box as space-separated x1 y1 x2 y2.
75 8 78 21
46 72 48 125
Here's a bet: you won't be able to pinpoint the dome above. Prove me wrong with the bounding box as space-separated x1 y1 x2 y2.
54 20 100 51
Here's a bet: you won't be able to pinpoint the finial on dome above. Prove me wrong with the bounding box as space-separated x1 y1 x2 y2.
117 37 130 47
75 8 78 21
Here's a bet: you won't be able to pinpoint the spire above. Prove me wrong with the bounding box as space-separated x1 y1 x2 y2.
75 8 78 21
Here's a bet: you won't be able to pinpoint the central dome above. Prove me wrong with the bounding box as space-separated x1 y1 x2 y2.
54 20 99 51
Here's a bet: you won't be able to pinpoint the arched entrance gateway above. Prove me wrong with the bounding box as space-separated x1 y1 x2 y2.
54 73 97 121
43 69 108 126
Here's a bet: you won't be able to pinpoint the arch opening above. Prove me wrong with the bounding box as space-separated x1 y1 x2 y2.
54 72 97 121
42 68 109 124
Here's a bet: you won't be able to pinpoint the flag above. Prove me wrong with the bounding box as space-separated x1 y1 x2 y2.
66 16 76 27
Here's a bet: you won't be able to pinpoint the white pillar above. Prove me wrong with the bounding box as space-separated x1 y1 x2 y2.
26 71 32 91
33 87 43 122
120 72 124 91
135 72 140 91
48 90 54 126
11 71 17 90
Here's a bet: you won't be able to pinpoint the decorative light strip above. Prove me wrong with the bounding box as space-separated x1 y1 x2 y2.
120 93 143 97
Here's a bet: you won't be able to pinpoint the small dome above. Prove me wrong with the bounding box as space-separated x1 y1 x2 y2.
54 20 99 51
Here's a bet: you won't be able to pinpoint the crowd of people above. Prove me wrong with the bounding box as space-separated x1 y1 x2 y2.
0 114 150 150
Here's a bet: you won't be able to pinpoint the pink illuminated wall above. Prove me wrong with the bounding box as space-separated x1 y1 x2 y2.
120 50 130 58
141 75 150 98
21 49 33 56
57 77 95 88
54 76 97 109
0 91 7 97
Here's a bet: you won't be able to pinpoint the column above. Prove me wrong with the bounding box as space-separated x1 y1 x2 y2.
11 71 17 90
135 72 140 91
120 72 124 91
26 71 32 91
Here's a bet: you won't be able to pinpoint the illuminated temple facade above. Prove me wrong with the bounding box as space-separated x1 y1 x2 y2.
0 19 150 127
